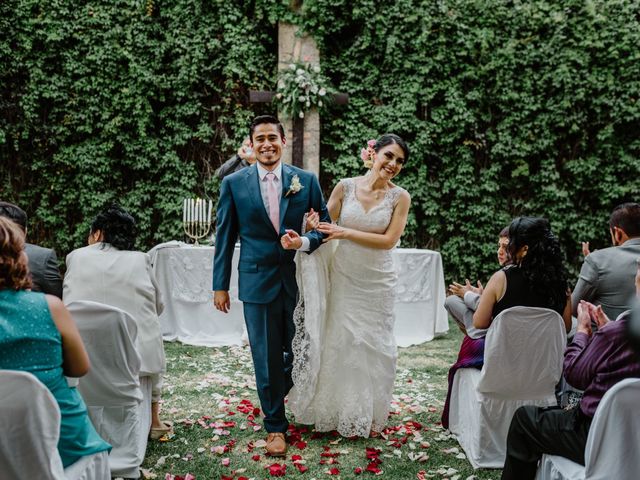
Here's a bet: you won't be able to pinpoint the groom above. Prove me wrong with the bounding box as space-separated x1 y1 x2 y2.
212 115 329 456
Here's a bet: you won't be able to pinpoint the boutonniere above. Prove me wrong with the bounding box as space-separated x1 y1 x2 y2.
285 174 304 197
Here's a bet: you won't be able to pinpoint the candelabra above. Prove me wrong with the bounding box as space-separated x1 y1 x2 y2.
182 198 212 245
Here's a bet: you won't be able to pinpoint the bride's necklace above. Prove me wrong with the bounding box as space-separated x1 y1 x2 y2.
373 188 388 200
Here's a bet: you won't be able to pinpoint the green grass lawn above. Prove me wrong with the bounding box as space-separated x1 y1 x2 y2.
141 320 502 480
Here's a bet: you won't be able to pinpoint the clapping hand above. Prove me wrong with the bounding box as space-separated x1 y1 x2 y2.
281 229 303 250
317 222 347 242
576 300 593 336
589 303 610 329
581 241 591 257
305 208 320 231
449 279 483 298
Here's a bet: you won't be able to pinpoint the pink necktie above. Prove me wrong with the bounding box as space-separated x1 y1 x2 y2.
265 172 280 232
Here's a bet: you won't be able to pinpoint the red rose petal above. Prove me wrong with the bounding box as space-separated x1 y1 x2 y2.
267 463 287 477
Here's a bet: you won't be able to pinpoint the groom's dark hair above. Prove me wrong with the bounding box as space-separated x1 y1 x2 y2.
249 115 285 141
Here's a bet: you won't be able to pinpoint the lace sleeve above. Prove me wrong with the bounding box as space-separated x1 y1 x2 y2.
388 186 406 209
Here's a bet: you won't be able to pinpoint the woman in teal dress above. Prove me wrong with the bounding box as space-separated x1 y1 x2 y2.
0 217 110 467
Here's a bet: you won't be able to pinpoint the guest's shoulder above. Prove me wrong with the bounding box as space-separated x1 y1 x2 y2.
25 243 55 258
586 244 623 264
66 244 93 259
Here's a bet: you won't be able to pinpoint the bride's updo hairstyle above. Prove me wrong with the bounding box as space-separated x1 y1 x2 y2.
374 134 410 164
90 204 137 251
508 216 568 313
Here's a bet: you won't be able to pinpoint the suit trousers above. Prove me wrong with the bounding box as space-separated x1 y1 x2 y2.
501 406 592 480
243 286 297 433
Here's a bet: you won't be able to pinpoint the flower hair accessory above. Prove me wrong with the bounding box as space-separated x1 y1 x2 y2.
360 139 377 168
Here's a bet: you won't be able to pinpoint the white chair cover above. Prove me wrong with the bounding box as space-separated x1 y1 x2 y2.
67 301 146 479
536 378 640 480
449 306 567 469
0 370 109 480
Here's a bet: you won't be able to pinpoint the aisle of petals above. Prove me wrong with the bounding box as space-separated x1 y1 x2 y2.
141 343 497 480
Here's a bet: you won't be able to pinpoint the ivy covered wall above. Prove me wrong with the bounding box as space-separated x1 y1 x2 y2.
303 0 640 281
1 0 639 284
1 0 284 255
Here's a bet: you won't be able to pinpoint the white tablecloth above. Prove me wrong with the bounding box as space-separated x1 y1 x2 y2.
149 242 448 348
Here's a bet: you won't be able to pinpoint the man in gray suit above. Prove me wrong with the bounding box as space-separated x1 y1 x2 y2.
0 201 63 298
572 202 640 320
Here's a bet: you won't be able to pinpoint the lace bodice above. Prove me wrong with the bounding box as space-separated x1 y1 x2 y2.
338 177 404 234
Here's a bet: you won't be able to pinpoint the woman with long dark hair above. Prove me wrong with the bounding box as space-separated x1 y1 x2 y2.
441 217 571 428
472 216 571 331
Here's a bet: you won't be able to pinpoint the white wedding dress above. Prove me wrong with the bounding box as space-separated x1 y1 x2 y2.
289 177 404 437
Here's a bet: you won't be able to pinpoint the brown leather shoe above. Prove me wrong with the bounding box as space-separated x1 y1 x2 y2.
265 432 287 457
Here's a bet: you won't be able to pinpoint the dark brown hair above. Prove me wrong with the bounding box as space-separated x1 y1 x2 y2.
249 115 285 142
0 217 32 291
609 203 640 238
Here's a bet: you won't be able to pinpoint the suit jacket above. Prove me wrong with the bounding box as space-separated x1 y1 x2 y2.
212 163 329 304
24 243 63 298
63 243 165 376
572 237 640 320
216 154 251 179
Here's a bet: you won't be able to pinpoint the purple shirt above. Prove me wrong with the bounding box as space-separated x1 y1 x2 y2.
564 312 640 417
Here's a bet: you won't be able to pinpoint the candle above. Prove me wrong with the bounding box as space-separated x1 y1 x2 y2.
182 199 186 223
208 200 212 223
190 198 194 224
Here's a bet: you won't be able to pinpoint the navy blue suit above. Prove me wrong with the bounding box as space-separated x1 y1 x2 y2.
212 163 329 432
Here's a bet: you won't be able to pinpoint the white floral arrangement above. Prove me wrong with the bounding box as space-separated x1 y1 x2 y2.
285 174 304 197
274 62 332 119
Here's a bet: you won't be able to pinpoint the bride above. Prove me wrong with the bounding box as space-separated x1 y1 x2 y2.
288 134 411 437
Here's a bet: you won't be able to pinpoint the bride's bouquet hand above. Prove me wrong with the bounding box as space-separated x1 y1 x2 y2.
318 222 347 242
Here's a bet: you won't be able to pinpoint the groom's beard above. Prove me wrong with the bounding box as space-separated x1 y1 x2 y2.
258 156 281 168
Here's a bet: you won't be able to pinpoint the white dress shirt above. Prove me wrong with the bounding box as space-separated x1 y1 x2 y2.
256 161 309 251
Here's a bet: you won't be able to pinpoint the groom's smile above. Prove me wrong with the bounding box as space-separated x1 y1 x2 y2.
251 123 286 171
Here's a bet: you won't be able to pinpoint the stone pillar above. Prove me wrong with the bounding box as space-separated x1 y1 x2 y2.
277 22 321 177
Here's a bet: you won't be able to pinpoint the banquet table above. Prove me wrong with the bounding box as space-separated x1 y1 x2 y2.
149 242 448 348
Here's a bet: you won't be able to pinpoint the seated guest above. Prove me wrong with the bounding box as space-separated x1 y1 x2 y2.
501 257 640 480
0 201 63 298
0 217 111 466
63 204 171 439
572 202 640 320
441 217 571 428
445 225 510 339
473 217 572 332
